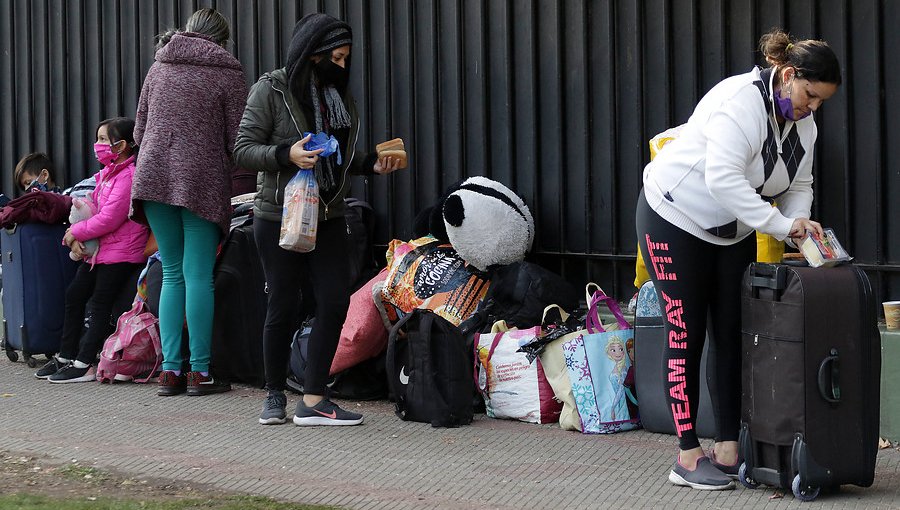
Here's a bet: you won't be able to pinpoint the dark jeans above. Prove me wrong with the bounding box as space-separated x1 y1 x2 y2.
59 262 143 364
636 191 755 451
254 217 351 395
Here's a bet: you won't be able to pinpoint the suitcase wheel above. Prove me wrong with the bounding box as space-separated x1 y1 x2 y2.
738 463 759 489
791 474 820 502
5 350 18 363
25 356 39 368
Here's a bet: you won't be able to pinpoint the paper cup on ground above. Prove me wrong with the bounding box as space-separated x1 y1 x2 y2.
884 301 900 330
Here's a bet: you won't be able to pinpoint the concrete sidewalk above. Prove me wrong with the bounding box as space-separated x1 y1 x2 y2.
1 362 898 510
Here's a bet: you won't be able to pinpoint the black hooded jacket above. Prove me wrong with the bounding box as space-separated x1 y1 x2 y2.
233 13 375 223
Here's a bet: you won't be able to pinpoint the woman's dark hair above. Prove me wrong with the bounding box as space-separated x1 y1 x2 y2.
98 117 137 155
759 28 841 85
156 8 230 50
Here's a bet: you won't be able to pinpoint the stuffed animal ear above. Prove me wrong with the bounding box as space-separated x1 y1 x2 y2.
411 202 450 242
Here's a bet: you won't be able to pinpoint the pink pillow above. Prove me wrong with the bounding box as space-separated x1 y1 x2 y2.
330 270 390 375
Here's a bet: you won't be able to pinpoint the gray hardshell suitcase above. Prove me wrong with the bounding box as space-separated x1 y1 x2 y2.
633 280 716 438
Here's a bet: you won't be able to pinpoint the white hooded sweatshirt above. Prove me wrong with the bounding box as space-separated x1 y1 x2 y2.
643 66 816 245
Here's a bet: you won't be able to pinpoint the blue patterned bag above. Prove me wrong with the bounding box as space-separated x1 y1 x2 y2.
565 288 641 434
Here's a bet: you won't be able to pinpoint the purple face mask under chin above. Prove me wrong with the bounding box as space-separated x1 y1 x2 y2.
774 80 810 121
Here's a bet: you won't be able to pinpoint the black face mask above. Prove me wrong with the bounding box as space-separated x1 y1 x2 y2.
314 57 349 91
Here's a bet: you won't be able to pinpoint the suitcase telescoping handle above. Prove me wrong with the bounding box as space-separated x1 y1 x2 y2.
817 348 841 403
749 263 788 299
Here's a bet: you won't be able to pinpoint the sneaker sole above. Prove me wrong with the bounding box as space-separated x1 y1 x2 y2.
48 373 97 384
292 415 364 426
34 373 54 380
157 388 186 396
259 416 288 425
187 386 232 396
113 374 133 382
668 470 735 490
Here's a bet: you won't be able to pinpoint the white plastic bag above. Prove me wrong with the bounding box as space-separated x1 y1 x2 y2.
279 169 319 252
474 321 562 424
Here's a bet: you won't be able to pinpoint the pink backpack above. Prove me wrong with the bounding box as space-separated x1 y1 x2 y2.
96 300 162 383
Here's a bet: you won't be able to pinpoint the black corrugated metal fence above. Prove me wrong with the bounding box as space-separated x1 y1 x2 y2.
2 0 897 306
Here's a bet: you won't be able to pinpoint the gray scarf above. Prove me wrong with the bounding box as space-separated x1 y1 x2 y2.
309 80 351 193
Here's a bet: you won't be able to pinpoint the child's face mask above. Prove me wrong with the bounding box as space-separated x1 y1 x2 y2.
25 169 50 192
94 141 122 166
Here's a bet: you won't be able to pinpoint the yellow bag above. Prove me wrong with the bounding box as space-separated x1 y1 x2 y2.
635 245 650 289
756 231 785 263
648 125 684 161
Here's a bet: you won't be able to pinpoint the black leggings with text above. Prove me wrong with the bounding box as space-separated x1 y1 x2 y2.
254 216 351 395
636 191 755 451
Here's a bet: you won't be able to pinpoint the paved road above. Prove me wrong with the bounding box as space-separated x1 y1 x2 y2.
1 362 898 509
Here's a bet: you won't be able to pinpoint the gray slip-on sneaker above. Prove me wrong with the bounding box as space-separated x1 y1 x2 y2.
668 456 736 490
708 451 740 480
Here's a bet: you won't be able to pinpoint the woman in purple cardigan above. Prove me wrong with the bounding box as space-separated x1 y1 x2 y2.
131 8 248 397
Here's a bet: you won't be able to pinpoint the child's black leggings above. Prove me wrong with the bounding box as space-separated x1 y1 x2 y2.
636 191 755 451
60 262 143 364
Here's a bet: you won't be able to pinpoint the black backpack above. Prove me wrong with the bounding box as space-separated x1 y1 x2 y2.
477 261 581 329
385 310 474 428
344 198 380 291
287 320 389 401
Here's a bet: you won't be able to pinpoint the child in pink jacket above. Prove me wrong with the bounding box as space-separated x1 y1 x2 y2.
34 118 150 383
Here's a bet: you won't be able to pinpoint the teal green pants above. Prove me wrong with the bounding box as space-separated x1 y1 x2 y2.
143 201 220 372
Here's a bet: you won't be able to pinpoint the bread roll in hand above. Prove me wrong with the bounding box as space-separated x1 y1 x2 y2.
375 138 408 169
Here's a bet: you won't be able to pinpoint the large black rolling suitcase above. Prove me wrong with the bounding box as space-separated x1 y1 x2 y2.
1 223 79 366
633 280 717 438
210 219 267 387
738 263 880 501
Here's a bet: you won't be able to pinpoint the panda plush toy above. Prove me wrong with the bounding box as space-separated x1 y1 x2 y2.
414 177 534 272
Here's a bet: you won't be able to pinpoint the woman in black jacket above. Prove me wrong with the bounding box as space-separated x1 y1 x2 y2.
234 13 401 426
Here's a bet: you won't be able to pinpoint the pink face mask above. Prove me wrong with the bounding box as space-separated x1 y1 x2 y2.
93 142 118 166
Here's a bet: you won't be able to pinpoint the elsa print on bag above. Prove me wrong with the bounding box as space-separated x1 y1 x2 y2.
604 335 630 423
